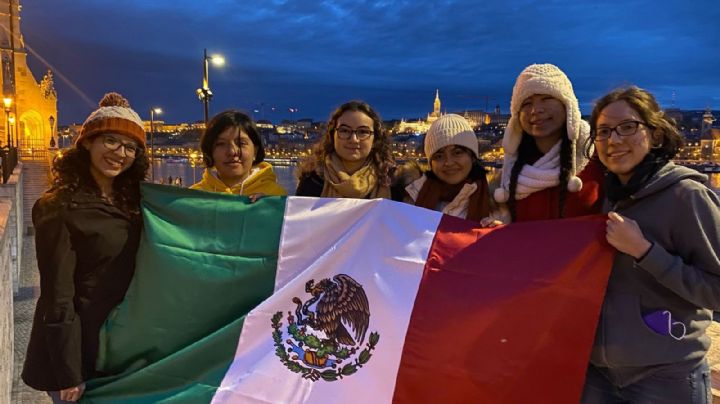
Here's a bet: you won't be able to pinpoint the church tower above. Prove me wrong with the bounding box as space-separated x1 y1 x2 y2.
0 0 58 157
700 107 717 161
427 89 442 124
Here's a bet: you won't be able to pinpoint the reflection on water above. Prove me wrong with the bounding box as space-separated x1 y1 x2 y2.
150 160 204 187
152 160 719 196
273 165 299 194
710 174 720 192
152 160 299 195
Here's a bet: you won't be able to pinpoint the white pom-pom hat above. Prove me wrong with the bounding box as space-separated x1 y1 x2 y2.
494 64 592 203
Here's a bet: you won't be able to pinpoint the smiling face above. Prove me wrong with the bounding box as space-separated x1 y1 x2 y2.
519 94 566 149
332 110 375 169
83 133 137 184
211 127 256 186
595 100 654 184
430 145 474 185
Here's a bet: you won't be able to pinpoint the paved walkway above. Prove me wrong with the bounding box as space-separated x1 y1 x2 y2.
11 235 50 404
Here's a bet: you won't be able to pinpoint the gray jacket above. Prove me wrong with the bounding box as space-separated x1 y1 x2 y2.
590 163 720 385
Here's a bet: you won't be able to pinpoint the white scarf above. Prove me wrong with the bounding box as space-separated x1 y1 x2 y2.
511 140 563 201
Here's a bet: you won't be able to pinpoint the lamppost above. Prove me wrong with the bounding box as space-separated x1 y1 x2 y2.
196 49 225 126
150 107 162 181
8 114 15 149
49 115 56 148
3 97 12 147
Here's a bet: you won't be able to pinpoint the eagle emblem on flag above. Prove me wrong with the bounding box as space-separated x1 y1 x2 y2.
271 274 380 382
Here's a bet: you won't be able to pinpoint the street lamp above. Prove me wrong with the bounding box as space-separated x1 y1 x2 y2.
8 114 15 149
150 107 162 181
196 49 225 126
3 97 12 147
49 115 56 148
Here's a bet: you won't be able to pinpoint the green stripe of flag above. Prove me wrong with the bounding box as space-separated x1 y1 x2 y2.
83 184 286 403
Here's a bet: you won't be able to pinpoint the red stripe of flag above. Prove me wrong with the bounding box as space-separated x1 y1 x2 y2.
393 215 614 403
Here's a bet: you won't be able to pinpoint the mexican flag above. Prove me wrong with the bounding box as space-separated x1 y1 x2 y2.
82 183 613 403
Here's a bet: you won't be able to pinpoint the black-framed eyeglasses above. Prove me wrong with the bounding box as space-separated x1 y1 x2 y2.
102 135 141 158
336 125 374 140
592 120 650 141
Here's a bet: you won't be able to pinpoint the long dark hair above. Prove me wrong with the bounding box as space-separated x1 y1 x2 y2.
297 100 395 185
50 139 149 215
507 131 572 221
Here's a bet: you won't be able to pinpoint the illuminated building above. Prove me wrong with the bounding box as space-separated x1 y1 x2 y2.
397 89 443 134
0 0 58 156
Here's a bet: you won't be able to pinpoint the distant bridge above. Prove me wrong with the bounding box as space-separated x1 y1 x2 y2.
675 162 720 174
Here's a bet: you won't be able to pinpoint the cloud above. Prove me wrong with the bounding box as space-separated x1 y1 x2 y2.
21 0 720 124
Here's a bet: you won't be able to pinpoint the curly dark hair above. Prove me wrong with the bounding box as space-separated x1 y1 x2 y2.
199 109 265 168
297 100 395 185
586 86 684 161
50 139 149 215
507 130 572 221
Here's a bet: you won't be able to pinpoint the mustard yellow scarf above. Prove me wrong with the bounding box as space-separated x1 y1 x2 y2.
320 154 391 199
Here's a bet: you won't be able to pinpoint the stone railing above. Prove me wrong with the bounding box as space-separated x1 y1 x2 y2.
0 162 24 294
0 162 23 403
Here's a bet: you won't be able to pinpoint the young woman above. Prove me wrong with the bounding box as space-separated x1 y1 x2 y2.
403 114 499 224
22 93 149 403
494 63 604 222
581 86 719 403
191 110 286 197
296 100 396 199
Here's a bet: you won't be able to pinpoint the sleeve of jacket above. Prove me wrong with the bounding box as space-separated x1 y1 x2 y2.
32 198 83 387
636 183 720 310
267 181 288 196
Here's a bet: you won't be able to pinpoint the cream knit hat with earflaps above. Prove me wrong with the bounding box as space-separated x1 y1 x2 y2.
494 64 592 203
424 114 479 159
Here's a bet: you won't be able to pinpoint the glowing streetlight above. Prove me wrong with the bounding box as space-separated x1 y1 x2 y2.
150 107 162 181
210 55 225 67
3 97 12 147
49 116 56 148
196 49 225 126
8 114 15 147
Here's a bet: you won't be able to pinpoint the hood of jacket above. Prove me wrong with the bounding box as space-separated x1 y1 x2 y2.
190 161 287 196
632 162 707 201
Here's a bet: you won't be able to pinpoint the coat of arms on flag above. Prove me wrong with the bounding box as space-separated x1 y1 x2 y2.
272 274 379 382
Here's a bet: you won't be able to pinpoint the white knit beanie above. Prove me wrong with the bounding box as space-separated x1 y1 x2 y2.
494 63 592 203
76 92 146 147
424 114 478 158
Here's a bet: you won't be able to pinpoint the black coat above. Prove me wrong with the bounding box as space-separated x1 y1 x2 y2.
22 190 141 391
295 171 325 197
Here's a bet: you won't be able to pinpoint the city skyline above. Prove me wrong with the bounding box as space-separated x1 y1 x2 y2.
21 0 720 125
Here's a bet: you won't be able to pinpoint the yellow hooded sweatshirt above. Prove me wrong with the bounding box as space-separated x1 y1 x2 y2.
190 161 287 196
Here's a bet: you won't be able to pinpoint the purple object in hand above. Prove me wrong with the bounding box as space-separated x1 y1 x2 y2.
643 310 670 335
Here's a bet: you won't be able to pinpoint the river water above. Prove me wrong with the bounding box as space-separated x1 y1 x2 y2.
150 160 299 192
152 160 720 195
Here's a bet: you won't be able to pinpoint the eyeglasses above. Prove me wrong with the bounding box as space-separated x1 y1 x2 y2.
592 120 650 141
336 125 374 140
102 135 141 158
